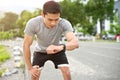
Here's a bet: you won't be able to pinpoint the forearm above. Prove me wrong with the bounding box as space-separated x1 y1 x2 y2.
23 44 32 70
66 38 79 50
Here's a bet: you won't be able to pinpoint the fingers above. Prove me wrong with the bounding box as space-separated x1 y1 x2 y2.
46 45 55 54
31 73 39 79
30 65 40 79
32 70 40 79
46 45 63 54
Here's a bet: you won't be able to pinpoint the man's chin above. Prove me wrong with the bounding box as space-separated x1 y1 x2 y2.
49 26 55 28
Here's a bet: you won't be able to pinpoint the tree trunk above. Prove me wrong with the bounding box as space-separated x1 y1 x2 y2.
99 19 103 38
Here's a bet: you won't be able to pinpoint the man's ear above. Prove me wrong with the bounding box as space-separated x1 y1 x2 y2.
41 11 44 17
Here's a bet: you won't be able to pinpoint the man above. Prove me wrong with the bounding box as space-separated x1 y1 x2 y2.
23 1 79 80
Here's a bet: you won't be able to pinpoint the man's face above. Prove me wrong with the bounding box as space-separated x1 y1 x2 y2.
43 13 60 28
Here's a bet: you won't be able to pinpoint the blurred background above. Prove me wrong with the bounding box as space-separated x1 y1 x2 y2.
0 0 120 41
0 0 120 80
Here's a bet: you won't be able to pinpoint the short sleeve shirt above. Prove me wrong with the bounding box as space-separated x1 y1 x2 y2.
24 16 73 52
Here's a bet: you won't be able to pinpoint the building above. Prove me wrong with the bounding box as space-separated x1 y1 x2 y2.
96 0 120 34
114 0 120 24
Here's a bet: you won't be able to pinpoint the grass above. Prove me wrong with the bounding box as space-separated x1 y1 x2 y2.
93 39 120 43
0 68 6 77
0 45 11 77
0 45 10 64
80 38 119 44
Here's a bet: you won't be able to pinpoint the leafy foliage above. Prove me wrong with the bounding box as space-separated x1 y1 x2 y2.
0 45 10 64
16 9 42 37
0 12 18 31
0 31 15 40
60 0 96 34
60 0 84 26
85 0 114 37
0 0 118 38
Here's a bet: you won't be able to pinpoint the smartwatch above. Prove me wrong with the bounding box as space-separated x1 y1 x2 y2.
60 44 66 51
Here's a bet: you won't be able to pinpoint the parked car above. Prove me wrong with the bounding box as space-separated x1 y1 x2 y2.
115 33 120 40
102 34 115 40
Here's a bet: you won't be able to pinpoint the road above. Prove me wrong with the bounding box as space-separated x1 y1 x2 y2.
67 42 120 80
0 40 120 80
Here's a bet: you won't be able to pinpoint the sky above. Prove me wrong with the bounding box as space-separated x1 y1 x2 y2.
0 0 63 14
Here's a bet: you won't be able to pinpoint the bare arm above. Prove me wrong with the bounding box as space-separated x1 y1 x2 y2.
65 32 79 50
46 32 79 54
23 34 33 70
23 34 40 79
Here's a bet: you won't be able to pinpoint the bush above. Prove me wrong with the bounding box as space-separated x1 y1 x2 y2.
0 45 10 64
0 68 6 77
0 31 15 40
0 70 2 77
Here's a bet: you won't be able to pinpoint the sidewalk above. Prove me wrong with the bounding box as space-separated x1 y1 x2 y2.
0 46 24 80
0 43 90 80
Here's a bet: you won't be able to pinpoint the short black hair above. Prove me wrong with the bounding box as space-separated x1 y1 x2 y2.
43 1 62 14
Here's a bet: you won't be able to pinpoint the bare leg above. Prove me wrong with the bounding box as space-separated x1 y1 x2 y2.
59 66 71 80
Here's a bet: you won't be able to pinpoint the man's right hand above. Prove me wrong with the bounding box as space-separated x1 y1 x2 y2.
46 45 64 54
29 65 40 79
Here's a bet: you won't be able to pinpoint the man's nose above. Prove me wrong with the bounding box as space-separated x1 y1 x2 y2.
51 21 57 25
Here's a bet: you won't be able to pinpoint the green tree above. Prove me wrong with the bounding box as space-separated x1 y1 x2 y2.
85 0 114 37
16 9 42 37
60 0 84 26
0 12 18 31
109 13 120 34
32 8 42 17
16 8 42 37
60 0 95 35
16 10 33 37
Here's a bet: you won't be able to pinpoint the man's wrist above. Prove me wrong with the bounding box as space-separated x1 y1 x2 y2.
27 65 33 70
28 67 32 70
60 44 66 51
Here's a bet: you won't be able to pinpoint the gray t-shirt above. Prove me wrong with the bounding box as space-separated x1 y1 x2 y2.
24 16 73 52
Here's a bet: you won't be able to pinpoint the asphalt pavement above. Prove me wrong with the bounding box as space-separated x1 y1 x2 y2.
0 40 120 80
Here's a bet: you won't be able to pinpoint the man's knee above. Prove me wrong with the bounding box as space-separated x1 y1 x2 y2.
59 66 71 75
31 75 40 80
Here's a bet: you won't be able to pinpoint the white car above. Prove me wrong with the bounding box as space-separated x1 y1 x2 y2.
102 34 115 40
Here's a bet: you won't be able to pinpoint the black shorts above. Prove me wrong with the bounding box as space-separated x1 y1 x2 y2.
32 50 69 69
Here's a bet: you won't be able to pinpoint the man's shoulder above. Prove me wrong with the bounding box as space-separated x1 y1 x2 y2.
28 16 42 24
59 18 71 26
25 16 43 31
59 18 67 22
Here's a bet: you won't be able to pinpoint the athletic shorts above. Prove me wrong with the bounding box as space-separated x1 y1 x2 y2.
32 50 69 69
